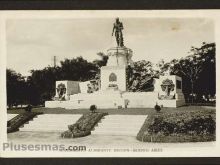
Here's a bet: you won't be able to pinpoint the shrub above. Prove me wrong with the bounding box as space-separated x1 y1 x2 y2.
61 112 108 138
137 110 216 142
148 116 215 135
154 104 161 112
90 105 97 113
25 104 32 112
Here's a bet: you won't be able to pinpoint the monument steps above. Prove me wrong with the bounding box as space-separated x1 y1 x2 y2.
7 114 18 121
92 115 147 136
19 114 82 132
8 114 38 130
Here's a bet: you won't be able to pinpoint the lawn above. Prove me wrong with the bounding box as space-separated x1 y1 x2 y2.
7 106 216 143
7 105 215 115
136 106 216 143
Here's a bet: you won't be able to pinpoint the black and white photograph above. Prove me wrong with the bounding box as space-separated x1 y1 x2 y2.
0 11 218 157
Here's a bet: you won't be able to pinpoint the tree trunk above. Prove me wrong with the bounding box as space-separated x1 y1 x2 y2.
191 79 194 104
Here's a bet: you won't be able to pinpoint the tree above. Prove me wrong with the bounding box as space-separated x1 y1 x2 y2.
155 59 168 76
194 43 216 100
7 69 27 108
93 52 108 68
171 42 215 103
127 60 154 92
29 56 99 104
29 66 60 104
60 56 98 81
7 42 215 106
91 52 109 91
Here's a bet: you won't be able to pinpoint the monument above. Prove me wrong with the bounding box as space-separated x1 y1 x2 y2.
101 18 133 92
45 18 185 109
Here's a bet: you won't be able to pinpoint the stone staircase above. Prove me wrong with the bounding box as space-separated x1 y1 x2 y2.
7 114 18 121
19 114 81 132
92 115 147 136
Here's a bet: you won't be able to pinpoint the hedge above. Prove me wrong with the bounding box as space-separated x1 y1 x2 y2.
137 110 216 142
61 112 108 138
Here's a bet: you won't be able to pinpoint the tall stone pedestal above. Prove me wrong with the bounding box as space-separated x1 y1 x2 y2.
107 46 133 67
100 46 133 92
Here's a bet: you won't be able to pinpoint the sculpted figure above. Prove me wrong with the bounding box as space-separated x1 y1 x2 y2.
112 18 124 47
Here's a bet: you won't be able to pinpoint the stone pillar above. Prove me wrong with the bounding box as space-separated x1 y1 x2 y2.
106 46 133 66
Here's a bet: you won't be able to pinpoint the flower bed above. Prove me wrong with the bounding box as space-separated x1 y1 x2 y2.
137 110 216 142
61 112 108 138
7 112 43 133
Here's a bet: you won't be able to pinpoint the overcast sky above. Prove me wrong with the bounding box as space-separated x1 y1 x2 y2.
6 18 214 76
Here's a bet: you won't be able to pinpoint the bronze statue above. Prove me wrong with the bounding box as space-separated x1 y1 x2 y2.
112 18 124 47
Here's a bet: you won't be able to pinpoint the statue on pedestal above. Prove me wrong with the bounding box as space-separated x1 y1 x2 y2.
112 17 124 47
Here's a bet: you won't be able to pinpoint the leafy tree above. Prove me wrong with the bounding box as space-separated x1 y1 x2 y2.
7 43 215 106
93 52 108 68
193 43 216 100
29 56 99 103
154 59 169 77
7 69 27 108
60 56 97 81
29 66 60 104
127 60 154 92
171 42 215 102
155 59 179 77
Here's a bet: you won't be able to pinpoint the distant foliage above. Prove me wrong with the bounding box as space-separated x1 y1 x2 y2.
59 56 98 81
7 69 30 108
93 52 109 68
25 104 32 112
7 55 105 107
127 60 154 92
171 42 216 102
6 43 216 107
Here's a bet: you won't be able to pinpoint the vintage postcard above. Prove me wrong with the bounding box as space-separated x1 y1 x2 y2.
0 10 219 157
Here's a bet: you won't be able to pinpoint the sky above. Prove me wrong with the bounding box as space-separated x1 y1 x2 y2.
6 18 214 76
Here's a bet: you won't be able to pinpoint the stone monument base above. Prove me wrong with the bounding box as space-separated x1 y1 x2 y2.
158 99 185 108
45 90 185 109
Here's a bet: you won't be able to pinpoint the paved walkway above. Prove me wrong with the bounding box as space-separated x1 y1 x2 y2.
8 131 215 149
6 106 216 156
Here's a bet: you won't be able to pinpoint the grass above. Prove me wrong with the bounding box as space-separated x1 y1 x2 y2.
136 108 216 143
7 106 216 143
7 105 215 115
